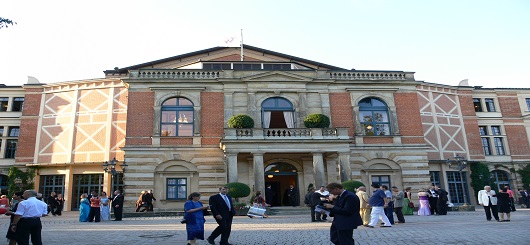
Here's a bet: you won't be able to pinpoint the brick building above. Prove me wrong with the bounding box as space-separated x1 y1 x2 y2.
6 45 530 211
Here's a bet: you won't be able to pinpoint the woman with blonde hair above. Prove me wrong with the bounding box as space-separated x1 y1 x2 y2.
79 193 90 222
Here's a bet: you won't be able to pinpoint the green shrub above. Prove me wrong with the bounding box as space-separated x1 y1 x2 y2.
226 182 251 201
303 113 330 128
341 180 365 193
227 114 254 128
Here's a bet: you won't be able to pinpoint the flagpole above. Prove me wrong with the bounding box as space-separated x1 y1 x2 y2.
240 29 244 61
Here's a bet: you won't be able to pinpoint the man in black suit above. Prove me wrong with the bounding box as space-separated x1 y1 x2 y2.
427 185 438 215
265 184 274 206
435 185 448 215
323 183 363 245
286 185 298 207
207 186 236 245
112 190 124 221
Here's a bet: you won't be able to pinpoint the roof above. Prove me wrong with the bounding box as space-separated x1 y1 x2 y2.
103 45 348 75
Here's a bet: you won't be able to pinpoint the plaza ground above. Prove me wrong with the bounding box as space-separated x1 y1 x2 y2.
1 207 529 245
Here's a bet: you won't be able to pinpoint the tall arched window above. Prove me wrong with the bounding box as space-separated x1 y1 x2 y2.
160 97 194 136
359 97 390 136
261 97 295 128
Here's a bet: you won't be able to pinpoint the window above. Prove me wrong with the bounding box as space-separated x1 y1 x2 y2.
371 175 391 188
485 98 496 112
359 97 390 136
479 125 506 156
8 127 19 137
0 175 8 196
233 63 262 70
39 175 65 201
11 97 24 112
478 126 488 136
261 97 294 128
72 174 103 210
494 138 505 155
167 178 187 200
203 63 231 70
526 98 530 111
430 171 440 186
160 97 194 137
446 171 469 204
491 170 510 191
473 98 482 112
112 172 124 193
481 138 492 155
0 98 8 112
4 139 17 158
0 126 3 136
491 126 501 135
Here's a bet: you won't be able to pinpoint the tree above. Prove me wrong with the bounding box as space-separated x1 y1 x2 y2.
0 17 17 29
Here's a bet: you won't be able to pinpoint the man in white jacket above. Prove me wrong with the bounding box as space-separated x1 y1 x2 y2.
478 186 499 221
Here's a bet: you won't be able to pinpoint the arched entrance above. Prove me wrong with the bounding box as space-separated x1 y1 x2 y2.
264 162 299 206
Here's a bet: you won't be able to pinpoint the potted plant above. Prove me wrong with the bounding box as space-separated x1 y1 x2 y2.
227 114 254 128
341 180 365 193
226 182 251 215
303 113 330 128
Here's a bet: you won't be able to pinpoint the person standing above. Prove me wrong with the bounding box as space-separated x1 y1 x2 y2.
79 194 90 222
55 194 64 216
145 190 157 211
207 186 236 245
505 186 516 212
46 192 57 216
392 186 406 224
356 186 371 226
5 191 24 245
401 187 414 215
315 186 330 221
417 189 431 216
434 185 448 215
185 192 207 245
497 187 511 222
88 192 101 222
112 190 124 221
478 185 499 221
381 185 394 225
286 185 298 207
265 184 275 207
100 192 111 221
309 187 324 222
367 183 391 228
323 183 363 245
10 190 48 245
427 185 438 215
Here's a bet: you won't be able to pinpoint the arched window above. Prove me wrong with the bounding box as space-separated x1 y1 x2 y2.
491 170 510 191
160 97 194 137
261 97 295 128
359 97 390 136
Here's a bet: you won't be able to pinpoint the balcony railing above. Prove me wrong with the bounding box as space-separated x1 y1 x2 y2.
224 128 350 140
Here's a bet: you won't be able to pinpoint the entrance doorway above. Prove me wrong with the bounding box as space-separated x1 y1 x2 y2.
71 174 103 210
264 162 299 206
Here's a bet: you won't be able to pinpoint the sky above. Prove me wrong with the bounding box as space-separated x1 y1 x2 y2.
1 0 529 88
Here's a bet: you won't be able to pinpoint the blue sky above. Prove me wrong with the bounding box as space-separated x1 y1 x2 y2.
1 0 529 88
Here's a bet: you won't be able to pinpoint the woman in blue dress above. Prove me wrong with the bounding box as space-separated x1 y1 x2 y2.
184 192 208 245
79 193 90 222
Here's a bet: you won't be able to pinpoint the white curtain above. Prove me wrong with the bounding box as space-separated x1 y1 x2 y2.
263 111 271 128
283 111 294 128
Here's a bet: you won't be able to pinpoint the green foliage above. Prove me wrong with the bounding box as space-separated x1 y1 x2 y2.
0 17 17 29
227 114 254 128
469 162 493 198
303 113 330 128
517 164 530 190
8 166 36 196
226 182 251 201
341 180 365 193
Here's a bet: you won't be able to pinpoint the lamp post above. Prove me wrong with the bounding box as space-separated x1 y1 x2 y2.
13 177 23 191
102 157 128 192
446 155 468 206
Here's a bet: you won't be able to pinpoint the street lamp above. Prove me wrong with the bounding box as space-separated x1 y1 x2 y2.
13 177 23 191
446 155 468 206
102 157 128 191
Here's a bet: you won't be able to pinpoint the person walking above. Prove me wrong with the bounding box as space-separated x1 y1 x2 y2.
381 185 394 225
392 186 406 224
434 185 448 215
185 192 208 245
478 185 499 221
323 182 363 245
207 186 236 245
135 191 147 212
356 186 371 226
367 183 392 228
145 190 157 211
10 190 48 245
112 190 124 221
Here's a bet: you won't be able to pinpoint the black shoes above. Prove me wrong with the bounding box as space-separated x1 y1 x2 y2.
207 237 215 245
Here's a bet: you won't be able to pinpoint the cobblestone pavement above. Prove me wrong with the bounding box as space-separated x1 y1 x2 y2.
1 207 529 245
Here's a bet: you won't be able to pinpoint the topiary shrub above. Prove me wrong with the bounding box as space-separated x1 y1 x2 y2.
226 182 251 202
342 180 365 193
303 113 330 128
227 114 254 128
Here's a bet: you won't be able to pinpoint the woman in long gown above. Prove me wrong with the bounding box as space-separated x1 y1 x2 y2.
184 192 207 245
417 189 431 216
100 192 111 221
79 193 90 222
402 187 414 215
497 187 511 222
56 194 64 216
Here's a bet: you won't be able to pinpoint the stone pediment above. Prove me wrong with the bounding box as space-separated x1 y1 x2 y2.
241 71 313 82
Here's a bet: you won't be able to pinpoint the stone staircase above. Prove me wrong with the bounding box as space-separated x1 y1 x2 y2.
267 206 311 216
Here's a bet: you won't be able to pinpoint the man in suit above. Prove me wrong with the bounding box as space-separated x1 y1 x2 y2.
207 186 236 245
323 182 363 245
391 186 405 223
112 190 124 221
435 185 448 215
265 184 274 206
478 185 499 221
356 186 371 226
286 185 298 207
427 185 438 215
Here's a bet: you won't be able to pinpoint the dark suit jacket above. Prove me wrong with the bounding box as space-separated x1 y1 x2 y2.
310 192 323 207
329 190 363 230
209 194 236 217
112 194 124 208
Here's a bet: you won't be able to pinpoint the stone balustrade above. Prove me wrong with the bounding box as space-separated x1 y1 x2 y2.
224 128 350 140
131 69 220 79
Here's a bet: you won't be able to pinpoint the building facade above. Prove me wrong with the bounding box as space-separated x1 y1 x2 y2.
10 45 530 211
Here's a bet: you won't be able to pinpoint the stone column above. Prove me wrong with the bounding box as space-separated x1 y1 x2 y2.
312 152 325 188
253 153 265 196
226 153 238 183
338 153 351 182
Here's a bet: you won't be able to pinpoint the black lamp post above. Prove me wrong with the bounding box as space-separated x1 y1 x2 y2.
102 157 128 191
446 155 468 206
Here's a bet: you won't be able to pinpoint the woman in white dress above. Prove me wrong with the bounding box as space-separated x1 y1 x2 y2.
100 192 111 221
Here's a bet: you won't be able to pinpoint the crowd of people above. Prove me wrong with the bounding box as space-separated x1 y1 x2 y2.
79 190 124 222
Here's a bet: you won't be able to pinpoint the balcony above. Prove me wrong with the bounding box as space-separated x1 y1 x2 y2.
223 128 350 140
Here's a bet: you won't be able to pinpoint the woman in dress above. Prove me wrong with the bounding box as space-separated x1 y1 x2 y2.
497 187 511 222
100 191 111 221
79 193 90 222
184 192 207 245
250 191 268 218
5 191 24 245
417 189 431 216
402 187 414 215
56 193 64 216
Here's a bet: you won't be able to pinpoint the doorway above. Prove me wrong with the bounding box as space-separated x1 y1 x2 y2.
264 162 299 206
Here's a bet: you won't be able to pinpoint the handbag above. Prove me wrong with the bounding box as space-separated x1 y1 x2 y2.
408 202 415 208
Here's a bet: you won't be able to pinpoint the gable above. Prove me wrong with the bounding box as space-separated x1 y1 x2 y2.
242 71 313 82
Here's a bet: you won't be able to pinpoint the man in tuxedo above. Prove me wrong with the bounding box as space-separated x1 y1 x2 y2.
207 186 236 245
265 184 274 206
434 185 448 215
112 190 124 221
286 185 298 207
323 182 363 245
478 185 499 221
427 185 438 215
